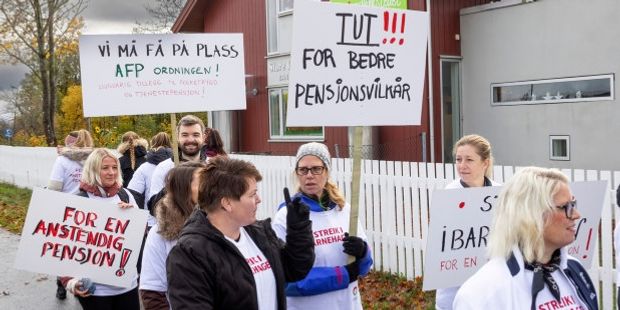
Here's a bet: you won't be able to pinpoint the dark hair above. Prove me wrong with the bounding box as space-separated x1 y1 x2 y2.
177 115 205 135
157 161 205 240
198 157 262 212
164 161 205 218
150 132 172 149
204 129 227 156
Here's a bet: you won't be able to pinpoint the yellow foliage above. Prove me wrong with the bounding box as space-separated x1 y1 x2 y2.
57 85 86 133
27 135 47 146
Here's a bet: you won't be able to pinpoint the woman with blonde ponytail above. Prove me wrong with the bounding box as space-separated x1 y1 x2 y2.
272 142 373 310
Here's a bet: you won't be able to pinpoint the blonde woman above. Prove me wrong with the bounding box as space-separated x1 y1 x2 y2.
272 142 373 310
60 148 140 309
453 167 597 310
435 134 500 310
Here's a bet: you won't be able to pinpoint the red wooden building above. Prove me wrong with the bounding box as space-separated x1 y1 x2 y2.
172 0 490 163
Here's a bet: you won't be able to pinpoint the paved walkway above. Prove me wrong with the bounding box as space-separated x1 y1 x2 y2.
0 228 81 309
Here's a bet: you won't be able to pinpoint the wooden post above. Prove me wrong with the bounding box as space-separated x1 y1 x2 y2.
170 113 180 166
348 126 363 263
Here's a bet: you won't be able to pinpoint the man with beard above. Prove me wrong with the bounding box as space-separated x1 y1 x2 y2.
147 115 207 208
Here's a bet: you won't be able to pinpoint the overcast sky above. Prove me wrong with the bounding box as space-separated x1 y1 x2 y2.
0 0 158 94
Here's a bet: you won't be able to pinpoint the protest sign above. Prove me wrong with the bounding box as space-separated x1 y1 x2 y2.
286 0 429 126
14 188 148 288
331 0 407 9
422 180 606 291
79 33 246 117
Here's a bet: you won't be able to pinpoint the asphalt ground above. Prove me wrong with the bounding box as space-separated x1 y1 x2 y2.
0 228 81 310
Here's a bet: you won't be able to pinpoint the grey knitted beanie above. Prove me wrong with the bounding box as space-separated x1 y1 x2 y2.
295 142 331 170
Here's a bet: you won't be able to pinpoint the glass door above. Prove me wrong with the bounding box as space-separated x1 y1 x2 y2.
440 58 462 163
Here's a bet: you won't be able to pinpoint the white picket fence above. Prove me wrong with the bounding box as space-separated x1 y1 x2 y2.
1 146 618 309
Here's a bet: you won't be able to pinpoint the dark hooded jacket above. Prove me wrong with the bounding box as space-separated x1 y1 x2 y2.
118 138 148 187
166 209 315 310
146 147 172 166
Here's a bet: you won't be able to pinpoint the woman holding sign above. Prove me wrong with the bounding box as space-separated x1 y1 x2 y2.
60 148 140 310
453 167 598 310
435 134 500 310
272 142 373 310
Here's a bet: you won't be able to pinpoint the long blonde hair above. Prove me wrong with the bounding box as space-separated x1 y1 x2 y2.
81 148 123 187
488 167 568 262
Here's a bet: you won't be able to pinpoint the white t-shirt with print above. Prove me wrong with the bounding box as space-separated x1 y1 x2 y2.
532 269 588 310
272 204 366 310
49 156 83 194
226 227 277 310
139 223 177 293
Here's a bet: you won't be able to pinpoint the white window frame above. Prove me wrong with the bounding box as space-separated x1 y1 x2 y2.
491 74 614 106
549 135 570 161
266 0 279 54
268 87 324 141
278 0 294 15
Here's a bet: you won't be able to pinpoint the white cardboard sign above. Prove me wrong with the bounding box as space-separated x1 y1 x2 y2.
422 180 606 291
286 0 429 126
79 33 246 117
14 188 148 288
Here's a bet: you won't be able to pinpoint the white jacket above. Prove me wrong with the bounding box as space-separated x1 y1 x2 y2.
453 247 596 310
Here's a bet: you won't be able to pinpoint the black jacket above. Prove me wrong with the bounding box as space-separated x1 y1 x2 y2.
167 209 315 310
119 145 147 187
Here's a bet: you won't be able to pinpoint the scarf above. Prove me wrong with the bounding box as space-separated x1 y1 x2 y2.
79 181 120 198
524 249 562 310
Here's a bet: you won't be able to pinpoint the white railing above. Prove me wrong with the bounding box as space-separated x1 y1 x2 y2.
1 146 618 309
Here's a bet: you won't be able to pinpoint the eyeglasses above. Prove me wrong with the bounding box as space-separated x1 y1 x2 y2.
295 166 325 176
556 200 577 219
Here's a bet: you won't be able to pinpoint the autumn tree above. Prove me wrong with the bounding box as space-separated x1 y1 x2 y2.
56 84 86 137
0 0 86 146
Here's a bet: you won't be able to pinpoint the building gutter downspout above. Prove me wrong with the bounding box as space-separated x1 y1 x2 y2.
426 0 435 162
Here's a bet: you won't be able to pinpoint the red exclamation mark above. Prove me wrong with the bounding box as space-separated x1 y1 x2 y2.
383 11 389 44
399 13 406 45
115 248 133 277
390 13 397 44
582 228 593 259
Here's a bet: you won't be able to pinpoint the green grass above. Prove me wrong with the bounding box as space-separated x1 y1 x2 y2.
0 182 32 234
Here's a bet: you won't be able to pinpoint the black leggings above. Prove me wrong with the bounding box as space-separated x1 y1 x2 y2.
77 287 140 310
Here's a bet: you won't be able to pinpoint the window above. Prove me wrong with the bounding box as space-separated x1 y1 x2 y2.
267 0 278 53
269 88 323 140
278 0 294 14
491 74 614 106
550 135 570 161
